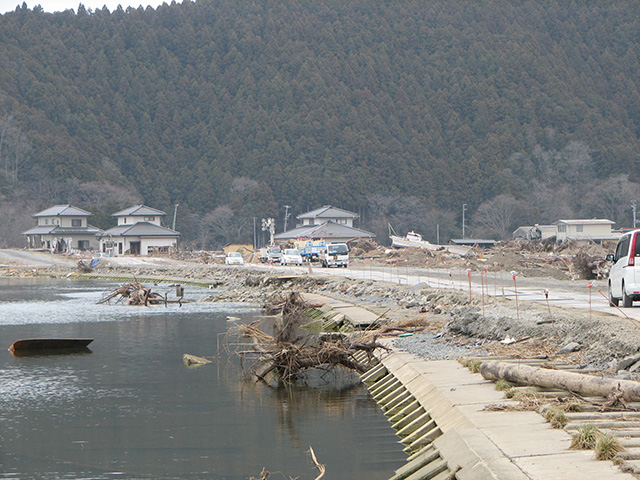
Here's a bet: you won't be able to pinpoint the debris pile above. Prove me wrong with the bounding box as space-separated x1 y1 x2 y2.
98 282 168 306
233 292 388 384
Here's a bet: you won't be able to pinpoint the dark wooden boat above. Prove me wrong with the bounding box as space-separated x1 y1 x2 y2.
9 338 94 352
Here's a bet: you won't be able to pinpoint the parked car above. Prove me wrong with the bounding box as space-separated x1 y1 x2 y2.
280 248 304 266
225 251 244 265
606 230 640 307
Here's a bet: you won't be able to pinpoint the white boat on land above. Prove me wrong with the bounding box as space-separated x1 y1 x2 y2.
389 225 472 257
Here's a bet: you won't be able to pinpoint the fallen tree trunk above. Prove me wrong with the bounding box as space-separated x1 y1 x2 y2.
481 360 640 402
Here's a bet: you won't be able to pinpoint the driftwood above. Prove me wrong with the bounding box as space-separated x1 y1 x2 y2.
98 282 167 306
236 292 387 384
481 360 640 402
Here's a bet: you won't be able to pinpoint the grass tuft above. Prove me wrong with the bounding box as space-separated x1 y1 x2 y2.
595 433 624 461
543 407 567 428
571 424 601 450
495 379 512 391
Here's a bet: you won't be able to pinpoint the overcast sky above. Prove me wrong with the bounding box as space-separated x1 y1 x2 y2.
0 0 166 14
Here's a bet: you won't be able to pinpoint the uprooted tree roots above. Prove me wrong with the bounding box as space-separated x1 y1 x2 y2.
235 292 389 384
98 282 171 306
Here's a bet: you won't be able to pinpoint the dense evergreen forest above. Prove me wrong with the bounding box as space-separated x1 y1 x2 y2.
0 0 639 248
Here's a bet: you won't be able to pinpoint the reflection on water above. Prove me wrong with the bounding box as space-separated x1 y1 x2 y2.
0 278 405 480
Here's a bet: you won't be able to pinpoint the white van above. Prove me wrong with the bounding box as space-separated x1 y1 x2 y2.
607 230 640 307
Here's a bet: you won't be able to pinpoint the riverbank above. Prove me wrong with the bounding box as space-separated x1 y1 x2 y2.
2 248 638 374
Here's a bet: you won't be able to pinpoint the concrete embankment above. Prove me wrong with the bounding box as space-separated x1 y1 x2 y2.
304 291 632 479
360 352 633 480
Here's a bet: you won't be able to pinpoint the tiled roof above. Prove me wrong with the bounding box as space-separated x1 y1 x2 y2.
296 205 359 220
112 205 167 217
274 221 374 240
100 222 179 237
556 219 614 225
33 204 92 217
22 225 103 235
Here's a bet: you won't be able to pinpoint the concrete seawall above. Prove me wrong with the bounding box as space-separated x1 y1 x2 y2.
360 351 633 480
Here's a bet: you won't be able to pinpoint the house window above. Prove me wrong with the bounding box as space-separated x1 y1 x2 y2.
576 225 583 233
558 224 566 233
337 219 347 224
144 216 155 222
45 219 49 225
72 219 81 227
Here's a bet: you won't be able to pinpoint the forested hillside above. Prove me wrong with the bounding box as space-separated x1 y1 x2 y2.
0 0 639 247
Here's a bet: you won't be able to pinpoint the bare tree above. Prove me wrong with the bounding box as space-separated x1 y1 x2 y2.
472 194 525 240
202 205 251 249
584 175 640 227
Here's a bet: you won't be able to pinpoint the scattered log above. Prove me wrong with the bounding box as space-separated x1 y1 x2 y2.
481 360 640 402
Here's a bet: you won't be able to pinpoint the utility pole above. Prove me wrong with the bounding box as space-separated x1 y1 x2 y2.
462 204 467 239
253 217 257 250
283 205 291 232
436 224 440 245
172 204 179 231
633 201 637 229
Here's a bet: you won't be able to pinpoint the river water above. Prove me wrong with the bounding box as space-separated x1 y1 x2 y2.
0 278 405 480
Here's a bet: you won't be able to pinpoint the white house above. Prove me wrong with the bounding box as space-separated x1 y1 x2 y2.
22 204 102 252
296 205 359 228
555 219 619 242
98 205 179 256
275 205 375 243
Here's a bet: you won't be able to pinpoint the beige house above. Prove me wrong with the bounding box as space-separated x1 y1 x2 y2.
98 205 179 256
22 204 102 252
555 219 619 242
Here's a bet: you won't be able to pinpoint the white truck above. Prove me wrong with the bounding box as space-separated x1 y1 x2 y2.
320 243 349 268
259 246 282 264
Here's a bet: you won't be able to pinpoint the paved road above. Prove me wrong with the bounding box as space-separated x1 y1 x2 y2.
0 249 76 267
259 261 640 323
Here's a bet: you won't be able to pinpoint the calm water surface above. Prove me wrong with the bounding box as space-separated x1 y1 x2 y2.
0 278 405 479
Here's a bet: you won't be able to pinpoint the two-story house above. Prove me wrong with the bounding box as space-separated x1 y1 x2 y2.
274 205 375 244
22 204 103 252
98 205 180 256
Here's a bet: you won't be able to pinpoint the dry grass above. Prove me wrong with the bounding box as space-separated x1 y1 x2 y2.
571 424 601 450
595 433 625 461
543 406 568 428
459 357 482 373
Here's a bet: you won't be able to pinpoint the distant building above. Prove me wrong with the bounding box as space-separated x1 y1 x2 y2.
296 205 359 228
22 204 102 252
98 205 180 256
512 225 556 241
555 219 619 242
274 205 375 244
